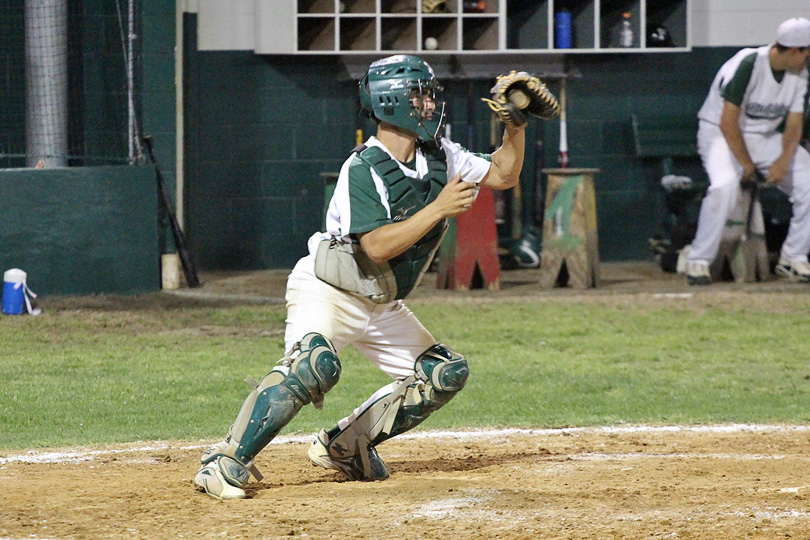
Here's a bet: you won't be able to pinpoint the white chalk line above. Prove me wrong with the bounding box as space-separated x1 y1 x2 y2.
571 451 787 462
406 488 527 524
2 424 809 466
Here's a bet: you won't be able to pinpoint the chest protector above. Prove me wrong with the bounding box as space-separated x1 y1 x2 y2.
314 143 448 303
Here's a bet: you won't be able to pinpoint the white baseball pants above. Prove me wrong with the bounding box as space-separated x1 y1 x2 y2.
688 121 810 264
284 270 437 429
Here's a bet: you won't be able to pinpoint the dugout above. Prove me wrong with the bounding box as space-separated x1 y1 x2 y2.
2 2 808 295
632 113 794 274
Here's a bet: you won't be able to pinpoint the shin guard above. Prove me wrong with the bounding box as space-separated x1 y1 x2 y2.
201 333 341 484
326 344 468 479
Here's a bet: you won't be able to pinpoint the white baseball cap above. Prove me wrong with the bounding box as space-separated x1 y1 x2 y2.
776 17 810 48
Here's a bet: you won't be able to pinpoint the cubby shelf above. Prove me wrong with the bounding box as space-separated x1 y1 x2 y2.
272 1 690 54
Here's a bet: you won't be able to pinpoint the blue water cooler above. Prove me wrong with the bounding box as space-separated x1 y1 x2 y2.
2 268 26 315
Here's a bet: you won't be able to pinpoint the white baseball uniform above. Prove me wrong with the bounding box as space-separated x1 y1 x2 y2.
688 44 810 265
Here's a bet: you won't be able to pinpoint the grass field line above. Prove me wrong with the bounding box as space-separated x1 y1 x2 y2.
2 424 809 465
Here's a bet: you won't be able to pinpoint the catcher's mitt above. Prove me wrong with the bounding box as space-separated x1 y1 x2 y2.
482 71 561 127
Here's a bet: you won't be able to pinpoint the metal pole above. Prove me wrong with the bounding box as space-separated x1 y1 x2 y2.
25 0 68 167
127 0 136 161
175 0 185 229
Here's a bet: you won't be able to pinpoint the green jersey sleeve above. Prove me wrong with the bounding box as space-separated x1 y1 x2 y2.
346 158 392 235
720 52 756 106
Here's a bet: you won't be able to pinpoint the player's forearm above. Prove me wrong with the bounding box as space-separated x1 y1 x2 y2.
724 130 755 172
720 116 755 173
780 113 803 160
484 125 525 190
719 101 756 174
358 207 444 264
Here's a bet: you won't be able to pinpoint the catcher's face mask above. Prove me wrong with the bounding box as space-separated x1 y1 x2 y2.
360 55 447 144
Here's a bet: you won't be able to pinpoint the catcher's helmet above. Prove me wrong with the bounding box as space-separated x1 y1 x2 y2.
359 55 446 143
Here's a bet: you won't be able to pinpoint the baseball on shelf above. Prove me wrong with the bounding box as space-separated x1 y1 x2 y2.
507 89 530 109
424 37 439 50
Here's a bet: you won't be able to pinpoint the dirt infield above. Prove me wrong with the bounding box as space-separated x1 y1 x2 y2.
4 262 810 540
2 426 810 540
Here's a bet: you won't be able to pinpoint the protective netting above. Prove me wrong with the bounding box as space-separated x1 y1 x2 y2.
0 0 142 168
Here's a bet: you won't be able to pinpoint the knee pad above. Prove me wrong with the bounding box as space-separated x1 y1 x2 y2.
414 343 469 406
327 344 467 478
382 344 468 441
203 332 341 480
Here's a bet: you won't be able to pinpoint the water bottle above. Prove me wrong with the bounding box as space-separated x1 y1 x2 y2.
555 10 572 49
620 12 633 48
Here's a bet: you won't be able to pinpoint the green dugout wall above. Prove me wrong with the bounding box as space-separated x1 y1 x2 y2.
1 4 768 295
0 0 174 296
183 21 740 268
0 166 159 295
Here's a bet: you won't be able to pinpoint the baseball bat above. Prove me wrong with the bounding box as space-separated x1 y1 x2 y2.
489 112 507 229
740 171 764 241
142 135 201 288
534 136 545 226
558 77 569 168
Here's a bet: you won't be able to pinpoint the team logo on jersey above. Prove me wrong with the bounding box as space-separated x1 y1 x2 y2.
745 102 788 120
393 205 416 222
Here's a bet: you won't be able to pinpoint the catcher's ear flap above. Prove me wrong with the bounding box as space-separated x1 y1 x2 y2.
359 74 373 115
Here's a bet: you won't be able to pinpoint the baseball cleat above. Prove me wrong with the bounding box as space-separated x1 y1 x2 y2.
194 459 247 500
307 428 389 481
775 259 810 282
686 261 711 286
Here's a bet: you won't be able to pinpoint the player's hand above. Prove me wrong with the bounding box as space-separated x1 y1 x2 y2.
740 167 764 189
741 163 757 183
432 173 477 218
766 155 790 184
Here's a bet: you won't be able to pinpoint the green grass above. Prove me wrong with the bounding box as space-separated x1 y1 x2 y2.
1 294 809 451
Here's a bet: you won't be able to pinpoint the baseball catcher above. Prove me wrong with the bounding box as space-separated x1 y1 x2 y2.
482 70 561 127
194 56 555 499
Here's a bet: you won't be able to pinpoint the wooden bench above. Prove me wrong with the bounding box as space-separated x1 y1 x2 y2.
631 113 769 282
631 114 699 177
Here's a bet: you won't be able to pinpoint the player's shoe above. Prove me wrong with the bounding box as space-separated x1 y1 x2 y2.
194 456 247 500
775 259 810 283
307 428 389 481
686 261 711 285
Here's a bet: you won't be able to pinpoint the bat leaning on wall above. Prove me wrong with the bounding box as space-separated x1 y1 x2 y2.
142 135 200 288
